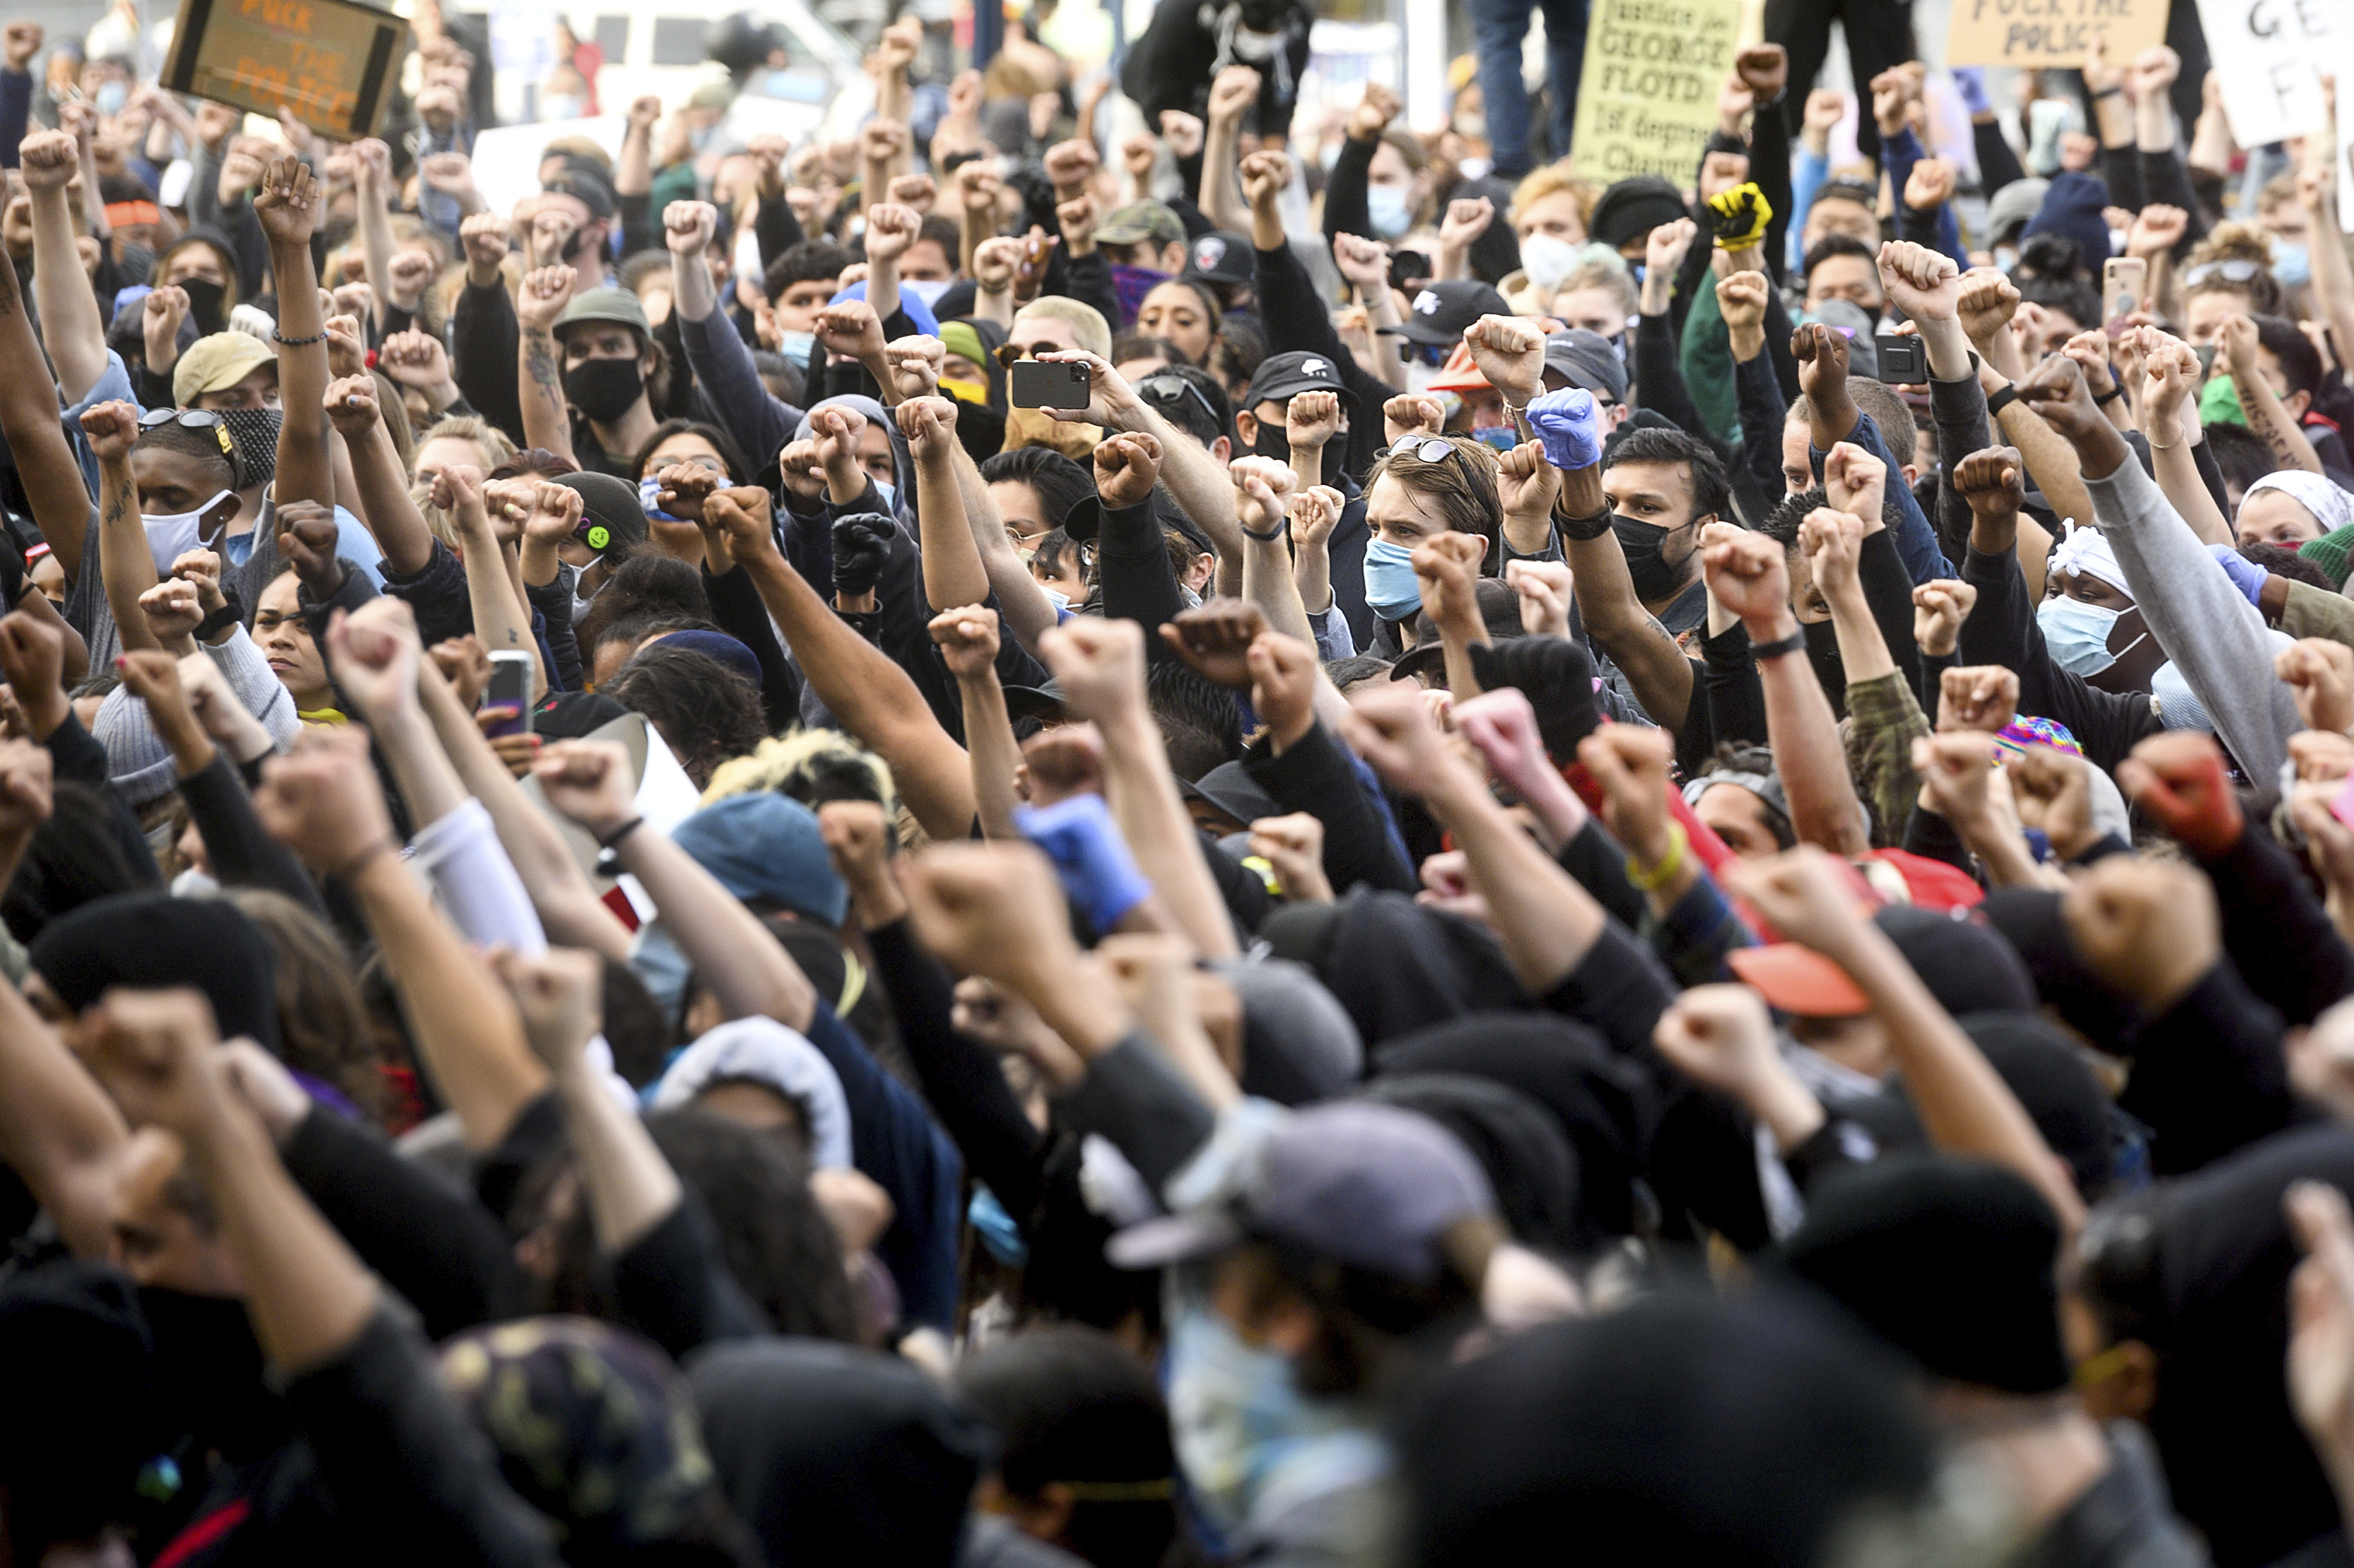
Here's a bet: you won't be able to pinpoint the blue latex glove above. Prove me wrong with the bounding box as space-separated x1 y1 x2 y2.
1013 794 1155 932
1951 66 1991 117
2207 542 2267 607
1525 386 1601 471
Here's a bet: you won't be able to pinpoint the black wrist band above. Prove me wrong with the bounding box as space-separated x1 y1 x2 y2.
1558 504 1614 542
595 816 646 851
1238 514 1289 543
1750 628 1807 661
1985 383 2018 418
2091 86 2123 100
194 599 241 641
271 327 326 346
2093 382 2125 405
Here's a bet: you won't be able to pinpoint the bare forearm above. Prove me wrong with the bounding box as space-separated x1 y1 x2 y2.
453 523 543 690
1097 707 1239 958
2238 370 2326 475
1757 632 1870 855
1428 770 1603 991
348 853 547 1150
346 422 438 574
271 241 336 506
1995 399 2095 542
0 984 128 1259
612 830 816 1029
518 326 577 464
958 671 1022 841
97 457 162 653
555 1062 681 1252
358 178 399 328
182 1105 378 1371
418 667 632 961
1240 535 1315 644
744 552 978 839
954 445 1057 646
2152 426 2233 545
29 190 104 402
1135 406 1242 563
1201 119 1247 231
1826 583 1895 683
917 452 988 609
1846 933 2085 1229
614 126 652 198
1566 534 1693 729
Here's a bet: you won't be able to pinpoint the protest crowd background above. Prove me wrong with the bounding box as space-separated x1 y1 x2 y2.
21 0 2354 1564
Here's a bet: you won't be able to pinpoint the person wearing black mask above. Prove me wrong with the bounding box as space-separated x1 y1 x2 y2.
528 285 666 479
1596 423 1724 630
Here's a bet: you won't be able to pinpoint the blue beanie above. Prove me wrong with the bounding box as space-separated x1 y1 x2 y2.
2020 171 2112 273
657 628 765 692
670 793 848 927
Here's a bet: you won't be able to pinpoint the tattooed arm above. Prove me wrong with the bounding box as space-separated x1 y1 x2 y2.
514 267 581 469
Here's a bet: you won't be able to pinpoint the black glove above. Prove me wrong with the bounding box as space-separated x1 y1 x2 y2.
830 512 898 598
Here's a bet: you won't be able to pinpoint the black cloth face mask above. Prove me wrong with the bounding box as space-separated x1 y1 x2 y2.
563 357 644 423
1609 514 1692 602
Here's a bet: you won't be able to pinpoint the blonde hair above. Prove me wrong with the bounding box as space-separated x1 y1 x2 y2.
701 729 899 813
1013 296 1113 359
409 415 519 549
1509 162 1598 231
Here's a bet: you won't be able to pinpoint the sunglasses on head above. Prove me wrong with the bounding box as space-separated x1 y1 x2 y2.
2183 259 2263 286
1134 372 1223 431
139 406 240 469
1389 435 1456 463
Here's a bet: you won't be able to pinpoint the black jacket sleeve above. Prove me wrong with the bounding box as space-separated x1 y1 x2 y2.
281 1106 530 1339
1929 370 1993 570
43 712 160 882
2197 823 2354 1028
1085 494 1189 647
379 537 477 652
1731 346 1789 510
179 751 327 916
2099 141 2147 217
754 189 806 275
865 917 1048 1218
2141 146 2212 248
285 1306 567 1568
701 561 805 731
1975 124 2028 196
524 572 583 693
1322 133 1375 250
2119 959 2301 1175
452 279 525 447
1635 309 1712 439
1059 250 1125 335
1749 95 1794 287
1251 239 1391 485
609 1193 772 1359
1701 619 1768 746
1856 528 1924 702
1242 720 1418 895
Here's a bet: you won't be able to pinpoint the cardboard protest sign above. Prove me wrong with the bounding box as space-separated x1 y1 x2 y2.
1945 0 2171 68
162 0 409 139
1568 0 1746 185
2193 0 2335 149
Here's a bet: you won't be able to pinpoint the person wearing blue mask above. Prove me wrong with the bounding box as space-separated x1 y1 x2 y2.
1324 84 1435 250
1360 432 1507 660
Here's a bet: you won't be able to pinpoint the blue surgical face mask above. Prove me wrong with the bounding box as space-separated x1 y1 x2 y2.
1472 425 1518 452
1044 586 1071 614
2037 595 2130 676
95 80 127 117
1165 1301 1311 1533
2274 241 2312 287
1363 536 1424 621
1366 185 1413 240
542 95 585 123
777 330 816 363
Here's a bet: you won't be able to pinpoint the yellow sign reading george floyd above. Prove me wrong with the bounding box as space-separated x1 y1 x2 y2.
1568 0 1746 186
163 0 410 138
1945 0 2172 68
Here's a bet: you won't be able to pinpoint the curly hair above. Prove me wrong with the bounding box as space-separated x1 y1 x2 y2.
701 729 898 817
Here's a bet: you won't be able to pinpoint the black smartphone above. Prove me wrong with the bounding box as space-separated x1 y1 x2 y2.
482 651 535 739
1009 358 1091 411
1874 333 1927 383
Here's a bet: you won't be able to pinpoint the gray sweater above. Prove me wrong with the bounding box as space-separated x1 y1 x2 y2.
2086 452 2300 782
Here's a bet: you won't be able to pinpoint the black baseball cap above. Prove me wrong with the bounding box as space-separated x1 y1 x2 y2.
1541 328 1628 403
1242 349 1354 413
542 162 617 221
1391 279 1511 348
1181 229 1254 287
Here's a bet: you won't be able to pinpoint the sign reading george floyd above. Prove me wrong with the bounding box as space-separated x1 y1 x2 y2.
1945 0 2170 68
1567 0 1745 184
162 0 409 139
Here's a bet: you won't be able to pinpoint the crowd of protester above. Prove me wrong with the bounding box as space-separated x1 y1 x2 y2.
11 1 2354 1565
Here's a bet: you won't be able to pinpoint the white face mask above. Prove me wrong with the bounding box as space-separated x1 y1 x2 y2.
903 278 953 308
144 491 237 574
1518 232 1582 294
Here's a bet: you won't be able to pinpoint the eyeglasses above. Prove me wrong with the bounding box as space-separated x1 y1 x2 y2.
1134 372 1224 432
2183 259 2263 286
1389 435 1455 462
